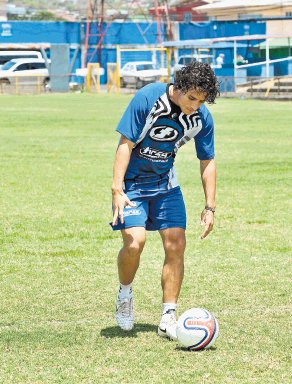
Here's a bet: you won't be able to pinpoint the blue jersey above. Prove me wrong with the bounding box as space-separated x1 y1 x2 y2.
116 83 215 185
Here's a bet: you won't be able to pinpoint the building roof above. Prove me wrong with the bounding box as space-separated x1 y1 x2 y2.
162 34 292 49
163 38 248 49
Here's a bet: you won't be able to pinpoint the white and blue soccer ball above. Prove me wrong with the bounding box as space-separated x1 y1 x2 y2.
176 308 219 351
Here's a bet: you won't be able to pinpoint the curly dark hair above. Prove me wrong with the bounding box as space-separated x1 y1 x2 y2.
173 61 220 104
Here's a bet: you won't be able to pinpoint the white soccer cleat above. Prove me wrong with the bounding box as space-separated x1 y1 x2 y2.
116 296 134 331
158 310 178 341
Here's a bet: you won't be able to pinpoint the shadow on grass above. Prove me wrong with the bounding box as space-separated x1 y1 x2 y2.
100 323 157 338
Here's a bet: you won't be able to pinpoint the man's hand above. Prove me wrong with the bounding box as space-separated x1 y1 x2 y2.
200 209 214 239
111 136 135 226
112 189 136 226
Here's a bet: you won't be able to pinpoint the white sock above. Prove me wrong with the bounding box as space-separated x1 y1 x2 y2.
118 283 132 299
162 303 177 315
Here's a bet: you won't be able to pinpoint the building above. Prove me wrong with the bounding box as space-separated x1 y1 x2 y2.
196 0 292 35
195 0 292 20
0 0 6 21
149 1 211 22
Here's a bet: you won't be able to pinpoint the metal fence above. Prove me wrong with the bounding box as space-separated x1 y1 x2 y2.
216 75 292 98
0 73 100 95
1 74 291 98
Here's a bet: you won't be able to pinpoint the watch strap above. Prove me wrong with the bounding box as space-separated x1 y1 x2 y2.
205 206 215 213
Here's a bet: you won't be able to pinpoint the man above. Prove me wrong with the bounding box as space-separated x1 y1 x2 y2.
216 53 225 68
111 62 220 340
235 54 248 65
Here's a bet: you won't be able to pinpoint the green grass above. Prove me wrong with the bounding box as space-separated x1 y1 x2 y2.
0 94 291 383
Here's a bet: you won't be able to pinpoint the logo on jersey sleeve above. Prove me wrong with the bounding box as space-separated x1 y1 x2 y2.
149 126 178 142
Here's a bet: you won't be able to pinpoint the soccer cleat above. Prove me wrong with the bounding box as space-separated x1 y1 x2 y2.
116 296 134 331
158 309 178 340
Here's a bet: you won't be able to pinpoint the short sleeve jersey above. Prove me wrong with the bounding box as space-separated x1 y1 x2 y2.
116 83 215 180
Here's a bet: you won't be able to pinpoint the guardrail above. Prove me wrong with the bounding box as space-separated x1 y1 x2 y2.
234 56 292 81
219 75 292 98
235 56 292 70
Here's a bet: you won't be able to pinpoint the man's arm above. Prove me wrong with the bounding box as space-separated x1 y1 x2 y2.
200 159 216 239
111 135 136 226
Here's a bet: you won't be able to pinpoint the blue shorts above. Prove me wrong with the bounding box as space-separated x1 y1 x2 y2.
110 175 186 231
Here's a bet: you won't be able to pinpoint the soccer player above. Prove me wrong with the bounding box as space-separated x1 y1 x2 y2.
111 62 220 340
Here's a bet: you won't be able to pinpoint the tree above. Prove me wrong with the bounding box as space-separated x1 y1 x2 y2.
31 10 65 21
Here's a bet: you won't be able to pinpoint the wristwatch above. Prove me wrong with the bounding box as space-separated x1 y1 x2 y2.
205 206 215 213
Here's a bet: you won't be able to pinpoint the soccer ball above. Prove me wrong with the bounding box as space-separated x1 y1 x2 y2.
176 308 219 351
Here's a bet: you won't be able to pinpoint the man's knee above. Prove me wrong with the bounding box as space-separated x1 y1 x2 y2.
123 238 145 257
164 233 186 256
121 228 146 258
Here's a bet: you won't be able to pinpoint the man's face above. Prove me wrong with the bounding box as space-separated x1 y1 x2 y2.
176 89 207 115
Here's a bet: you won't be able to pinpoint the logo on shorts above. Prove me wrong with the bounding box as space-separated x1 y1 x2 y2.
140 146 172 161
123 209 141 217
149 126 178 142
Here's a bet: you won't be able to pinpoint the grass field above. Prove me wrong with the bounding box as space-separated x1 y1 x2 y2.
0 93 291 384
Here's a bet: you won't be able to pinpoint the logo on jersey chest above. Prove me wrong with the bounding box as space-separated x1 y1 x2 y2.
149 126 178 142
139 146 172 160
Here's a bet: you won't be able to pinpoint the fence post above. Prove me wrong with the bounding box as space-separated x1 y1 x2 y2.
15 77 19 95
86 63 91 92
37 76 41 94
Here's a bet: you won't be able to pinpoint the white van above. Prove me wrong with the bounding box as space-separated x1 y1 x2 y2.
173 54 215 74
0 51 43 69
0 58 49 87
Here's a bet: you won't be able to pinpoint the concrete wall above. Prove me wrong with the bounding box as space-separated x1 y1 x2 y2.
267 19 292 35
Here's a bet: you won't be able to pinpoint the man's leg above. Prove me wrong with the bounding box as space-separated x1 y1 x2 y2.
116 227 146 331
118 227 146 283
158 227 186 339
160 227 185 302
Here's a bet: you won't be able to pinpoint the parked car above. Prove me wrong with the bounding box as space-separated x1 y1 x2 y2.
173 54 214 74
0 50 43 69
0 58 49 87
120 61 163 88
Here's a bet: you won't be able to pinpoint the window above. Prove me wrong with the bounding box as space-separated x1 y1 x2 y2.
178 57 194 65
239 14 262 20
14 63 30 71
184 12 192 23
1 61 15 70
30 62 46 69
136 64 154 71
